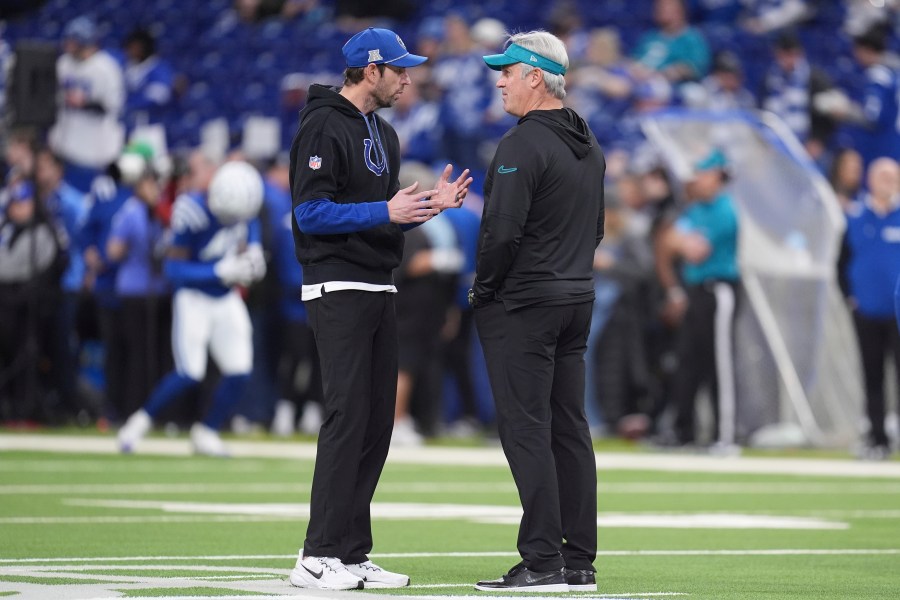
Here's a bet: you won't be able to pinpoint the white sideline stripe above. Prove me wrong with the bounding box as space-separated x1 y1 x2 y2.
6 481 900 495
55 500 848 530
10 511 895 527
1 549 898 565
3 433 900 478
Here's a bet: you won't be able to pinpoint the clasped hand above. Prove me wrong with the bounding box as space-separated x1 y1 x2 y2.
387 164 474 224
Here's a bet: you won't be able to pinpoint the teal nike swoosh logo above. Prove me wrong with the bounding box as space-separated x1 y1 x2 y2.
497 165 518 174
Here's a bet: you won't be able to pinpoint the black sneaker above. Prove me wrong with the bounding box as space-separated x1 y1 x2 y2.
475 563 568 592
565 568 597 592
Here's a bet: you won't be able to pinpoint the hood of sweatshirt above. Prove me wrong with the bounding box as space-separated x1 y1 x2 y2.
519 107 593 159
300 84 364 121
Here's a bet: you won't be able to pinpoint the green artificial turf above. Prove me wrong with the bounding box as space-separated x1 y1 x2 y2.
1 442 899 599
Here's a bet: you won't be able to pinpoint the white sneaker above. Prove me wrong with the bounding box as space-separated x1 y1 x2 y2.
189 423 229 457
290 554 363 590
345 560 410 588
271 400 296 437
391 417 423 447
299 402 323 435
118 410 152 453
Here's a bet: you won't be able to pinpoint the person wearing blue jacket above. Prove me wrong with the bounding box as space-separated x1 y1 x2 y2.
845 157 900 460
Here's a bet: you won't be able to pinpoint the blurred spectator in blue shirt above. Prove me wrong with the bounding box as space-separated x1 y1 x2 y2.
760 29 836 164
632 0 711 85
844 157 900 460
122 29 176 133
818 27 900 171
36 148 91 420
382 76 441 165
106 165 170 417
263 157 323 437
432 13 497 173
567 28 634 149
80 155 133 422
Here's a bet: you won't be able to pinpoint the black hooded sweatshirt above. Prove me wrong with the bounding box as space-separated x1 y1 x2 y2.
473 107 606 310
289 84 403 286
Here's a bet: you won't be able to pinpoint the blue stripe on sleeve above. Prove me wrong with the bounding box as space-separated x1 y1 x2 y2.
163 259 218 287
293 198 390 235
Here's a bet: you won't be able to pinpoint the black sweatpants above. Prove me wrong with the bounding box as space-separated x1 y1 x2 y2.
671 282 737 445
475 300 596 573
852 311 900 447
303 290 398 563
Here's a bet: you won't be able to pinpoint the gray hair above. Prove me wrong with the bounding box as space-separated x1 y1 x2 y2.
507 30 568 100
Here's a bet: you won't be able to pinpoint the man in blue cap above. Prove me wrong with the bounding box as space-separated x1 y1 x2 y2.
471 30 605 593
287 27 472 590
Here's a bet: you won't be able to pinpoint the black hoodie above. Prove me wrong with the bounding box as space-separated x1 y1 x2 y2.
473 107 606 310
289 84 403 286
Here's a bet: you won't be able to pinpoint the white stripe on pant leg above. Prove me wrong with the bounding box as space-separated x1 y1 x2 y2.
713 283 737 445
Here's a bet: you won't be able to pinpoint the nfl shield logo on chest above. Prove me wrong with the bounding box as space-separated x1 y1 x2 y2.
308 155 322 170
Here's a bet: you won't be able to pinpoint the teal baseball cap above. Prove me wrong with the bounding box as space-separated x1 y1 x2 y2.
694 148 728 172
483 43 567 75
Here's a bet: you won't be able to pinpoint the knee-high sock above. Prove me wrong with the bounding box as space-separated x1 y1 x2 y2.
203 374 250 430
144 372 199 418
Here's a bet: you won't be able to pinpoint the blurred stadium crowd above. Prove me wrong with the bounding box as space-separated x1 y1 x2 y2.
0 0 898 454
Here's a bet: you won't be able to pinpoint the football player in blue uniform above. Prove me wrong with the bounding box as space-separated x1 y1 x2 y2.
117 158 266 456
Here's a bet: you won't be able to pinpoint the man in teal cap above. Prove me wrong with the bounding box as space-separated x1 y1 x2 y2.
472 30 605 593
656 147 740 451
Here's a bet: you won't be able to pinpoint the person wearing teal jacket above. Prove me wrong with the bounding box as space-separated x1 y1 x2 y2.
658 149 739 450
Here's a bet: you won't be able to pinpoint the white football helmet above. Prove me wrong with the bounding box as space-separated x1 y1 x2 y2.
207 161 264 224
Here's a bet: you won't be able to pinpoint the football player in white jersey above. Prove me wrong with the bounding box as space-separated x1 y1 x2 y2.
117 157 266 456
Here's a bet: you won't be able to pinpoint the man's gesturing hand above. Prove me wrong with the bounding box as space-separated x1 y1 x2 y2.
431 163 474 210
387 182 440 224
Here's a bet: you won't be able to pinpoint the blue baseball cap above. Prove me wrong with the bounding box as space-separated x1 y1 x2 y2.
483 43 567 75
63 16 99 44
342 28 427 68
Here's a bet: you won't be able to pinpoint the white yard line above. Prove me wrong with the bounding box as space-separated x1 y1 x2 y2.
2 433 900 478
